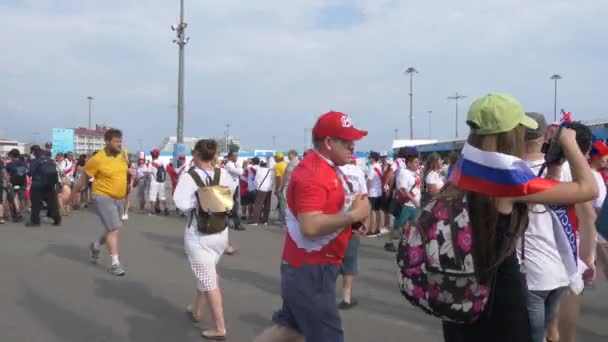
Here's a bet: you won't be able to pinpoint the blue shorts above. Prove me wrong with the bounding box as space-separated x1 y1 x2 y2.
272 263 343 342
394 205 419 230
340 238 360 276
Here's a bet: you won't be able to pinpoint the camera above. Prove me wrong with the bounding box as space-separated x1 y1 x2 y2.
541 122 572 165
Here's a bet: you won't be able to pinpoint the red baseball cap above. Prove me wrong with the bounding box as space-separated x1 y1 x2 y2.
151 148 161 155
178 154 186 160
312 111 368 141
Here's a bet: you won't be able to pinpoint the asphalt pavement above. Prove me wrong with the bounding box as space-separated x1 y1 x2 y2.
0 207 606 342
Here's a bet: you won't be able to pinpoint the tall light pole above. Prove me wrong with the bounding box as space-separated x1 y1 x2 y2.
225 123 230 153
448 93 467 138
404 67 418 139
272 135 276 150
172 0 189 163
87 96 94 130
427 110 432 138
550 74 562 122
394 128 398 140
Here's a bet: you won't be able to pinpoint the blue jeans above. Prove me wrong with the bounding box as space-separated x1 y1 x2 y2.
526 287 567 342
277 189 287 225
273 263 343 342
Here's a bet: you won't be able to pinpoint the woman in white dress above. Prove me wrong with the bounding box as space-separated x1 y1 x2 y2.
173 139 231 341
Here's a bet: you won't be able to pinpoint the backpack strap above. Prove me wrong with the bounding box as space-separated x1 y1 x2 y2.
212 168 221 186
188 169 207 188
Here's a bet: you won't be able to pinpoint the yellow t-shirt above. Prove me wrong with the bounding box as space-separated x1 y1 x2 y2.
275 161 287 177
84 148 129 199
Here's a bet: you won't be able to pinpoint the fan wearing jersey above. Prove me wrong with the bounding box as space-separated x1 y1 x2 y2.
366 151 383 235
147 148 169 216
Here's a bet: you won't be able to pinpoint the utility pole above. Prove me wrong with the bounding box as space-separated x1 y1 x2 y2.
427 110 432 138
550 74 562 122
404 67 418 139
272 135 276 151
394 128 398 140
448 93 467 138
87 96 94 130
225 123 230 153
172 0 189 164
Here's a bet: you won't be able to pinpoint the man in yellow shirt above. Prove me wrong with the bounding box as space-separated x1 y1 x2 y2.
71 128 129 276
273 152 288 227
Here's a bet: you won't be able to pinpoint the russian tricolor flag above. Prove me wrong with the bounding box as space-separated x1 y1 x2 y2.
449 143 558 197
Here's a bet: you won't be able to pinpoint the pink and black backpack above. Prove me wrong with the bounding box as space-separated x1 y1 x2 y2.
396 195 492 323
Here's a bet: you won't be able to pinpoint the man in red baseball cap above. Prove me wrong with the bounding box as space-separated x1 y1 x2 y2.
254 111 370 342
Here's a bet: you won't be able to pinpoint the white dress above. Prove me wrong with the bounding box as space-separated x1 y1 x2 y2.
173 167 233 292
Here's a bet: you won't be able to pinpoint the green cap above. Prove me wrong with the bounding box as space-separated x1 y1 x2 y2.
466 93 538 135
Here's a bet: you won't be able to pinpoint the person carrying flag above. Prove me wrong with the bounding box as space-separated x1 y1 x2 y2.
440 93 597 342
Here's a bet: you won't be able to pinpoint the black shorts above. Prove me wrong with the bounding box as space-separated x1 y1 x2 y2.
369 196 382 211
380 194 392 213
241 191 256 206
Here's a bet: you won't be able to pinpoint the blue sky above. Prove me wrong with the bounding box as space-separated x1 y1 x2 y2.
1 0 607 152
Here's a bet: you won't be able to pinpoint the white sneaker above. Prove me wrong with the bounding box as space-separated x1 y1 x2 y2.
121 214 129 221
380 227 390 235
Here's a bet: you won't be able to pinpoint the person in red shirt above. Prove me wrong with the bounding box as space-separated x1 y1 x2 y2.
254 111 370 342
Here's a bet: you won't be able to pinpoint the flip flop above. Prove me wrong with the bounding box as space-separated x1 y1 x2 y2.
201 330 226 341
185 305 201 323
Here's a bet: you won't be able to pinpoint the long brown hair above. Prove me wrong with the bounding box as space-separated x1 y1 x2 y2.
443 125 528 283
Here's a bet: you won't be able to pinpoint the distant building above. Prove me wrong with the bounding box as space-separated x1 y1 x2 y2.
74 125 108 155
0 138 25 155
157 136 242 154
157 136 200 153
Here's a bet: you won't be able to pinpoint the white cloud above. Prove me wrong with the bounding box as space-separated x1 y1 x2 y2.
1 0 607 151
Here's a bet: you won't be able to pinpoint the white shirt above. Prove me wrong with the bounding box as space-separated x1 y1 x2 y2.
173 167 234 229
247 165 258 191
396 168 421 208
520 160 570 291
254 166 273 192
425 170 445 191
366 162 383 198
592 169 606 209
224 160 244 193
340 164 368 195
148 160 166 184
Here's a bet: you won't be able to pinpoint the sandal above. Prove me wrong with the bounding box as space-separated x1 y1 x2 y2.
185 305 201 323
201 330 226 341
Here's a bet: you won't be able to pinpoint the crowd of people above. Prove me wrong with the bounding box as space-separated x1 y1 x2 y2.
2 94 608 342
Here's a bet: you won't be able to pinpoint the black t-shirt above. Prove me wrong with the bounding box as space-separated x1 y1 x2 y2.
6 160 27 186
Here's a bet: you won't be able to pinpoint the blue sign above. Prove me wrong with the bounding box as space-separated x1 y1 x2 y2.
51 128 75 155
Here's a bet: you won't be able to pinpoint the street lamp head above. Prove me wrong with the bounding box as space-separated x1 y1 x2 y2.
550 74 562 80
87 96 94 100
404 67 418 74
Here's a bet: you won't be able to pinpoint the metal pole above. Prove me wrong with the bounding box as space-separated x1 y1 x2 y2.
272 135 276 150
427 110 432 138
553 78 558 122
226 124 230 153
455 100 459 138
448 93 467 138
175 0 188 145
409 73 414 139
87 96 94 130
394 128 398 140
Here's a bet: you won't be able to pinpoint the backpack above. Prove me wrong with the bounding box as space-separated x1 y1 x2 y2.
10 163 27 186
396 194 493 324
155 164 167 183
39 157 59 186
187 168 233 234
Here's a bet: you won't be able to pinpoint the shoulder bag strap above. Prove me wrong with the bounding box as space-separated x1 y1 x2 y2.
258 169 271 190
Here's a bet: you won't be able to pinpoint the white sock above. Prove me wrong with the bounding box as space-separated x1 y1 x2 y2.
111 255 120 266
343 288 351 303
